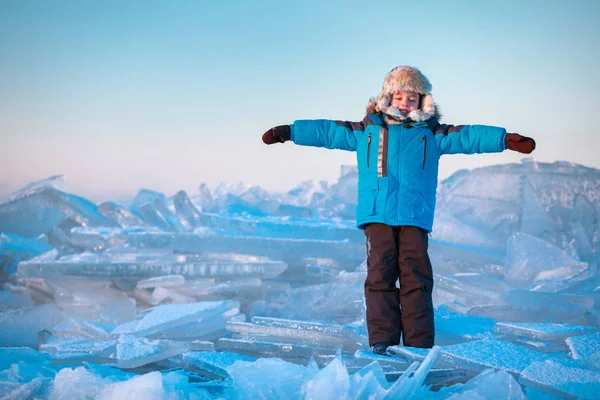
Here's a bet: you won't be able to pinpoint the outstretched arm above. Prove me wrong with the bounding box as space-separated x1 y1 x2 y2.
434 124 507 155
433 123 535 155
262 117 369 152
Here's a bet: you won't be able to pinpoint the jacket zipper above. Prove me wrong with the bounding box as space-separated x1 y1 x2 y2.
421 135 427 169
367 133 372 167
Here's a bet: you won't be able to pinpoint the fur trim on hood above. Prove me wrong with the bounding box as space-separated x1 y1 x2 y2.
366 97 441 123
368 66 441 123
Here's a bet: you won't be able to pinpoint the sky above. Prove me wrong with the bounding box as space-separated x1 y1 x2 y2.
1 0 599 202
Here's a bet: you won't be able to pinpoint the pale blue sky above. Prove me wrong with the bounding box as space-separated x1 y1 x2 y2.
1 0 599 201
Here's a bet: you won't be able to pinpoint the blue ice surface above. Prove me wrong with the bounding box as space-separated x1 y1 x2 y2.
0 347 52 370
0 233 54 273
519 359 600 399
435 305 496 339
440 338 549 374
566 331 600 359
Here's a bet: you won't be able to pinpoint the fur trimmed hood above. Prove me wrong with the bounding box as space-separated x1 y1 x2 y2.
367 66 441 123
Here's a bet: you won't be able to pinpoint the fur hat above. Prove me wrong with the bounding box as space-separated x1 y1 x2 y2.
368 66 438 122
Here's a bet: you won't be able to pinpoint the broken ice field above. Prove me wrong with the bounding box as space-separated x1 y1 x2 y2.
1 160 600 399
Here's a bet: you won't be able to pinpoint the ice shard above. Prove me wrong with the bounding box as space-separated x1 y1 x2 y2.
114 300 239 338
468 290 594 324
217 338 331 361
520 178 556 242
0 233 54 275
18 251 287 280
353 350 411 369
302 351 351 399
115 335 187 369
171 190 203 230
136 275 186 289
69 226 161 252
0 304 65 347
193 212 362 242
261 283 364 324
136 201 186 232
40 337 117 356
505 233 589 291
226 356 317 399
97 201 145 228
519 360 600 399
181 351 255 380
433 369 524 400
226 320 362 352
125 232 365 269
493 322 598 342
440 339 548 374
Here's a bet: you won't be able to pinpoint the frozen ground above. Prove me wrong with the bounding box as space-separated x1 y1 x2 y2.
1 159 599 399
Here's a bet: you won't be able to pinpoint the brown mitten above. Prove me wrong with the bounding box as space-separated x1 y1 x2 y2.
505 133 536 154
262 125 291 145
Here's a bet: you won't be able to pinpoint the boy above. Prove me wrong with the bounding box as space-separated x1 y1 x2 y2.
261 66 535 354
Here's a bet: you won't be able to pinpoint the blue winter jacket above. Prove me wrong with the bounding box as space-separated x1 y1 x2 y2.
290 114 507 231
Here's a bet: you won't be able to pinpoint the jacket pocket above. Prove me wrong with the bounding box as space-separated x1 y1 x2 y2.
412 178 437 219
357 180 378 216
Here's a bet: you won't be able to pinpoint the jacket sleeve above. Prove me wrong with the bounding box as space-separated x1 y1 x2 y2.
290 118 366 152
433 123 507 155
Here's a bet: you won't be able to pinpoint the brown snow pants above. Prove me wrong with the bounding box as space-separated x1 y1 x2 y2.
363 223 434 348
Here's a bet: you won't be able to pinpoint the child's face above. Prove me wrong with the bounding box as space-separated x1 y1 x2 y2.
390 92 420 115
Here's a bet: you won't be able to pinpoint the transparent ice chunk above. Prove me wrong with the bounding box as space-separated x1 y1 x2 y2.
505 233 589 291
353 350 410 369
136 201 186 232
117 300 239 338
302 351 350 399
0 290 34 310
0 303 65 347
0 179 79 238
69 226 160 252
40 337 117 356
434 369 524 400
125 232 365 270
226 320 362 352
493 322 598 342
18 251 287 280
97 201 145 228
171 190 203 230
520 178 556 242
0 233 54 274
468 290 594 325
2 378 43 400
226 356 316 398
217 337 331 361
115 335 187 369
188 340 216 352
182 351 255 380
149 287 196 305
